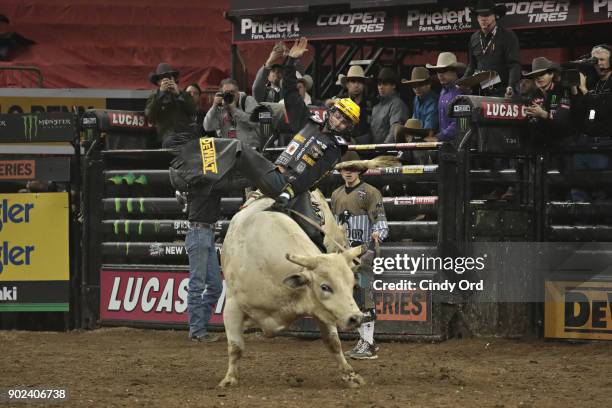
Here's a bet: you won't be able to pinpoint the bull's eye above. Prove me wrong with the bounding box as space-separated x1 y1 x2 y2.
320 284 334 293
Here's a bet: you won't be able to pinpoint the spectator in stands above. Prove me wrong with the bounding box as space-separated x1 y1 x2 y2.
332 154 388 360
145 62 197 148
280 72 318 106
185 83 206 137
402 66 439 131
570 44 612 201
371 67 408 144
204 78 261 150
463 0 521 97
426 52 465 143
252 42 286 103
326 66 373 144
524 57 574 145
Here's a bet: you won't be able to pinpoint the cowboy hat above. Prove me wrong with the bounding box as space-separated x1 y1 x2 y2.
523 57 559 78
149 62 180 85
401 67 431 86
336 73 346 86
377 67 399 84
341 65 369 86
296 72 313 91
394 118 431 143
470 0 507 18
456 70 498 87
426 52 466 72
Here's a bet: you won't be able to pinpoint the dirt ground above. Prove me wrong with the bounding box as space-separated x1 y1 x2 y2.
1 328 611 408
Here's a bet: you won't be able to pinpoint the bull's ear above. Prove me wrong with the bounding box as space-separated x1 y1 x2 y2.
342 245 365 265
283 273 310 289
286 253 317 269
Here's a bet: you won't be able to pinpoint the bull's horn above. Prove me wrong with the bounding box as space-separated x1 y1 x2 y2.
342 245 365 264
286 253 318 269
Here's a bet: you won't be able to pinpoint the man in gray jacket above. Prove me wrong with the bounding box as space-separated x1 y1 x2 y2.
252 42 286 103
370 68 408 144
204 78 261 150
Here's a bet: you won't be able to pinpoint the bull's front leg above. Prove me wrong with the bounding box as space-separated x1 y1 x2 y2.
315 319 365 388
219 298 245 387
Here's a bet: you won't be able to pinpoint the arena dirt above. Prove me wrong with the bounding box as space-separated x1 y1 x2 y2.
1 327 610 407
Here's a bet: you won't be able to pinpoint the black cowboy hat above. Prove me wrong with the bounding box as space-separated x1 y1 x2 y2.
523 57 559 78
377 67 399 85
149 62 180 85
470 0 507 18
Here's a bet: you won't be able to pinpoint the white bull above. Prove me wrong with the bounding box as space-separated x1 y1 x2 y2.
219 194 365 388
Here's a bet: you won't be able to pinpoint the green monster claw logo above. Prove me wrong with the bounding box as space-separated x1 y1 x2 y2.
107 172 148 185
113 198 146 214
22 115 38 141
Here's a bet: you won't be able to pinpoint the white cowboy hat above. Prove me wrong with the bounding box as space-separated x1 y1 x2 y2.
426 52 467 72
296 71 313 91
401 66 431 86
341 65 370 86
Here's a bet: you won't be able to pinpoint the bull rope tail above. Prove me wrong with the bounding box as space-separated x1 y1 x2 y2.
287 208 349 253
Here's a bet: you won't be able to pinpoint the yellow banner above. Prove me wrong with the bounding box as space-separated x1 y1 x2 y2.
0 97 105 114
0 193 69 281
545 280 612 341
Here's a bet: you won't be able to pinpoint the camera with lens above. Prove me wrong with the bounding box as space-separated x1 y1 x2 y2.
221 91 235 104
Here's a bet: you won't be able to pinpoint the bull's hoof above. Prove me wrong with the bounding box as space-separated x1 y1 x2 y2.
342 371 365 388
218 376 238 388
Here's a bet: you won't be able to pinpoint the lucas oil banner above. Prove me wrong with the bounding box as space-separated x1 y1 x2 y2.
0 193 69 312
100 269 225 325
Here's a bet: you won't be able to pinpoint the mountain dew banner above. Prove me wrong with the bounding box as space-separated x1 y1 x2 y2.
0 113 75 143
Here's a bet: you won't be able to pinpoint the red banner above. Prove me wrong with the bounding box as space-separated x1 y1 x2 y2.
100 269 225 325
374 289 428 321
481 101 527 121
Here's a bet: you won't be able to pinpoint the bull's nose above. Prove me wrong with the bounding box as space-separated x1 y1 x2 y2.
348 314 362 327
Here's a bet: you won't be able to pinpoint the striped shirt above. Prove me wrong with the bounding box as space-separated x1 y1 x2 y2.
331 181 389 246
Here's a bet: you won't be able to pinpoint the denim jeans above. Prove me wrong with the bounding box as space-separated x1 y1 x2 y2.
185 226 222 338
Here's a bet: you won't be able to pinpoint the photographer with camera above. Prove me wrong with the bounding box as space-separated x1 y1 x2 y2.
204 78 261 150
145 63 197 148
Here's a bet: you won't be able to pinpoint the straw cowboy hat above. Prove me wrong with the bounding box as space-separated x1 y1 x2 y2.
149 62 179 85
401 67 431 86
523 57 559 78
296 71 313 91
341 65 370 86
470 0 507 18
394 118 431 143
426 52 466 72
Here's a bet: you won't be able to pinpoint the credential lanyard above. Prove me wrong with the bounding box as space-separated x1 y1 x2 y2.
480 26 498 55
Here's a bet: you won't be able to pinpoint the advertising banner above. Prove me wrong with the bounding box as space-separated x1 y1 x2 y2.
234 1 589 42
0 113 76 143
233 10 394 42
373 289 429 322
100 269 225 325
0 96 106 115
398 1 580 36
582 0 612 23
545 280 612 341
0 192 69 312
0 157 71 182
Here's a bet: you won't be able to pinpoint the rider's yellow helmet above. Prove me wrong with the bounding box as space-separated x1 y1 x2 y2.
333 98 360 125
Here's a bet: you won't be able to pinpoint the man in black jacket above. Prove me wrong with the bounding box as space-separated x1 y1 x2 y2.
463 0 521 97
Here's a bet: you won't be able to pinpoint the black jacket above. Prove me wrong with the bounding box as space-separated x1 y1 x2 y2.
464 24 522 92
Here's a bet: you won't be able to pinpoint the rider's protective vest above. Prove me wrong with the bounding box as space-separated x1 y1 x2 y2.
275 119 348 195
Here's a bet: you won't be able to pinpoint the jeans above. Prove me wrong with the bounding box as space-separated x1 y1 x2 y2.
185 225 222 338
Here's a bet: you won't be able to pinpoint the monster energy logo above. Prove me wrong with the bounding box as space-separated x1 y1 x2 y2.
22 115 38 141
108 172 148 185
